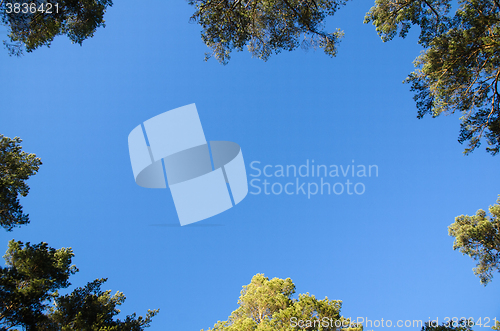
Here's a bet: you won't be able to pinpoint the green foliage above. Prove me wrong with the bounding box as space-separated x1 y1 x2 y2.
188 0 347 64
0 135 41 231
0 240 77 329
49 278 159 330
448 196 500 285
202 273 362 331
0 135 158 330
0 240 158 330
364 0 452 44
365 0 500 155
0 0 113 55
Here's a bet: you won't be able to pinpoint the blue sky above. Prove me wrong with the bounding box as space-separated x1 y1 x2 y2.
1 0 499 330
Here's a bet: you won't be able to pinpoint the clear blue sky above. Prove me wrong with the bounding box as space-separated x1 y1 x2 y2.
1 1 499 330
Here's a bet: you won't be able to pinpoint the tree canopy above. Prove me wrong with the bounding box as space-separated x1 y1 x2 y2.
0 240 159 330
2 0 499 156
449 195 500 285
0 135 41 231
0 134 158 330
365 0 500 155
202 273 361 331
0 0 112 55
0 240 76 329
187 0 500 155
188 0 346 64
2 0 499 157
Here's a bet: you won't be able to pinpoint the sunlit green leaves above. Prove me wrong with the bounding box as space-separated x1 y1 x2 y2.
188 0 347 64
449 196 500 285
202 273 362 331
364 0 452 45
365 0 500 155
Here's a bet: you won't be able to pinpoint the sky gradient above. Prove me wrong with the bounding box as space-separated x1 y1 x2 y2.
1 1 499 330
